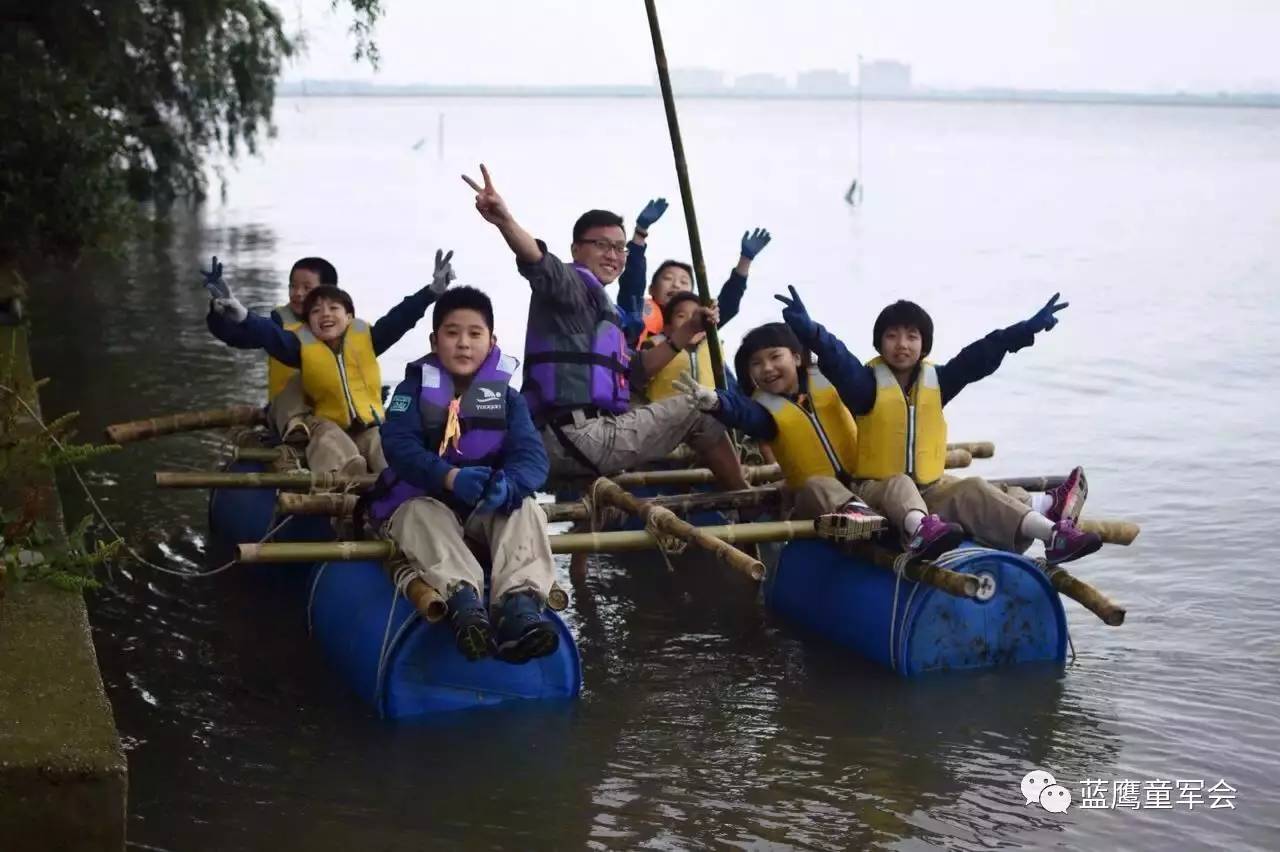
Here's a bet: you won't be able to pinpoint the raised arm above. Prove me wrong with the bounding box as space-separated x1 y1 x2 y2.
937 293 1066 405
238 311 304 367
716 228 771 329
616 239 648 318
775 286 877 415
462 164 541 264
369 249 455 354
672 372 778 441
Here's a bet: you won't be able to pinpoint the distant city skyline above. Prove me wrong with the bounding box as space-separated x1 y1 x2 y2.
276 0 1280 94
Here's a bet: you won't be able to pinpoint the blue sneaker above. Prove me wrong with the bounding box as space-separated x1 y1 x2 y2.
494 592 559 664
447 584 493 661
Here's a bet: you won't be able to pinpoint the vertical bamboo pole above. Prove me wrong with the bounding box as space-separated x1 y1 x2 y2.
643 0 726 390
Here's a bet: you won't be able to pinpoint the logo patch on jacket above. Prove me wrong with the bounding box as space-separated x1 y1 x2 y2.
387 394 412 413
464 382 508 416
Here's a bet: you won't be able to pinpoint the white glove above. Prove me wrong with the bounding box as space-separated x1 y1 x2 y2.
429 249 456 295
674 370 718 412
212 296 248 323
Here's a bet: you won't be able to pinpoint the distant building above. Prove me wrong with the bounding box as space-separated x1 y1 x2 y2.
734 72 789 95
669 67 725 95
859 60 912 95
796 69 852 95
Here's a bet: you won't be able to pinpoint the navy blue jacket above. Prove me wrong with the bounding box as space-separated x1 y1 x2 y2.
713 318 1040 440
616 242 748 340
380 364 549 515
227 287 439 366
207 303 292 349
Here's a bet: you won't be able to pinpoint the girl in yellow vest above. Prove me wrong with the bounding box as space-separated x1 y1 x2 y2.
768 286 1101 565
630 291 724 402
674 322 885 540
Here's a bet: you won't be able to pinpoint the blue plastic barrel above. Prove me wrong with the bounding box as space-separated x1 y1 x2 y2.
763 539 1067 675
208 461 335 550
307 560 581 718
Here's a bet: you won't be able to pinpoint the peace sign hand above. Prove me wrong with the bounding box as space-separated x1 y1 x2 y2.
774 285 817 341
461 164 512 226
200 255 231 300
1026 292 1070 333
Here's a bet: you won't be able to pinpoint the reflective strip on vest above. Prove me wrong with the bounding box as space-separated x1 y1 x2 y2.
854 358 946 485
296 319 385 429
267 305 304 400
754 368 859 489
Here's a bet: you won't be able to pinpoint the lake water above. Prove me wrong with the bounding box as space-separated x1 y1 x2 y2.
27 96 1280 850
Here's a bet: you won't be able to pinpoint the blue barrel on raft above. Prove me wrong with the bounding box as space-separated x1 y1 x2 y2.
307 560 582 718
208 460 334 550
763 540 1067 675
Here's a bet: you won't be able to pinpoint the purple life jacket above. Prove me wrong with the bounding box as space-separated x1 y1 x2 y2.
364 345 517 528
522 263 630 421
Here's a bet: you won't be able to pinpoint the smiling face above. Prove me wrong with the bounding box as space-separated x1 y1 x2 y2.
666 298 700 335
432 307 494 379
570 224 628 285
650 265 693 306
308 297 353 345
878 325 924 373
748 346 801 396
288 268 322 316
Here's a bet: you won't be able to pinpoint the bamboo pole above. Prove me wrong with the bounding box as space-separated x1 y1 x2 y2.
391 564 447 623
544 485 783 524
235 446 288 463
154 471 377 491
846 543 981 599
1041 564 1126 626
608 464 782 488
946 448 972 468
591 478 765 580
643 0 725 390
948 441 994 459
107 405 265 443
278 492 360 516
1079 518 1141 546
990 475 1066 492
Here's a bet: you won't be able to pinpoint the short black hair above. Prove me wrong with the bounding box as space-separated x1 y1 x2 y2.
872 300 934 357
650 259 693 291
661 291 702 325
432 285 495 332
572 209 625 243
302 285 354 317
290 256 339 285
733 322 805 396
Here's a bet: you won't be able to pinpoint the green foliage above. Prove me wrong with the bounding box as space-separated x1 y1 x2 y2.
337 0 386 67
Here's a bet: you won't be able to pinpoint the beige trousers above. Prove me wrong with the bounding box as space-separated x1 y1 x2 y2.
542 395 727 476
386 496 556 606
306 419 387 476
267 374 311 437
849 473 1033 552
791 476 855 520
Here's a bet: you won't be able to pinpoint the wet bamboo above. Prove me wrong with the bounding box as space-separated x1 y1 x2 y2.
643 0 725 390
946 448 972 468
1079 519 1141 546
277 492 359 516
1042 565 1126 626
990 475 1066 492
234 446 289 463
847 543 981 599
543 485 784 524
391 564 447 623
107 405 265 444
948 441 994 459
591 478 764 580
154 471 377 491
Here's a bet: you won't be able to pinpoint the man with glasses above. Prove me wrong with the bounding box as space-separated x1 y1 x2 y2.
461 165 748 490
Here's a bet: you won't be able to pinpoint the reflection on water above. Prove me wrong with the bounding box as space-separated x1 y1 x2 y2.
25 97 1280 850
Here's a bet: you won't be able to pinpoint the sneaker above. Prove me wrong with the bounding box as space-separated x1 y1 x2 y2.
447 584 493 661
1045 518 1102 565
906 514 966 561
816 498 886 543
494 592 560 664
1045 466 1088 524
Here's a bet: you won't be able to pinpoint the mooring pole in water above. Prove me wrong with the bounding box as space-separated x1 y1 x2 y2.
643 0 726 390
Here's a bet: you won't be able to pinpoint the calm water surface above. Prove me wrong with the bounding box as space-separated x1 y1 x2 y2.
29 96 1280 850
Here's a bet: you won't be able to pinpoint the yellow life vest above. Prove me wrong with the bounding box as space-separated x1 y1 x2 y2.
854 356 947 485
267 304 304 400
296 319 385 429
754 367 859 489
642 332 718 402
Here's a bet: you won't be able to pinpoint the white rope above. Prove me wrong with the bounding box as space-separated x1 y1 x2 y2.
0 381 292 580
373 559 421 714
306 562 328 635
888 552 912 671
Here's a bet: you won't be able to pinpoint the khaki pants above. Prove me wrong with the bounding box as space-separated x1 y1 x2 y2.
306 419 387 476
387 496 556 606
791 476 855 520
267 374 311 438
542 395 728 476
850 473 1034 552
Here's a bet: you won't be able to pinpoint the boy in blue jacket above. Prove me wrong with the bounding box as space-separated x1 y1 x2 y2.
365 286 560 664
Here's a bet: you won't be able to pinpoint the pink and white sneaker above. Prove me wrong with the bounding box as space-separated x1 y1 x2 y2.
1045 466 1088 524
1045 518 1102 565
906 514 966 561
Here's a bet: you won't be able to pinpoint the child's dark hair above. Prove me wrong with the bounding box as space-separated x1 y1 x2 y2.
872 300 933 357
661 291 702 325
432 285 495 332
650 259 693 292
733 322 806 396
572 209 625 242
290 256 339 285
302 285 354 317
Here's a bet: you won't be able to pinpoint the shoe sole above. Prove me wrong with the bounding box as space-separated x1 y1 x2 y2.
1047 536 1103 566
455 623 494 661
816 512 886 543
912 528 966 562
495 625 560 665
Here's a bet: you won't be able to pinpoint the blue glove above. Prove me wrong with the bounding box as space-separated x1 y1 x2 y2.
740 228 772 260
1027 292 1069 333
774 285 816 342
477 471 514 513
201 256 231 300
636 198 668 231
451 466 492 506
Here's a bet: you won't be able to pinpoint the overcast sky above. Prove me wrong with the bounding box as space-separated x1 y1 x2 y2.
276 1 1280 93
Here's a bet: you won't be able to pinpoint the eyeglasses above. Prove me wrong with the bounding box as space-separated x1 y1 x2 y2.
577 238 630 256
